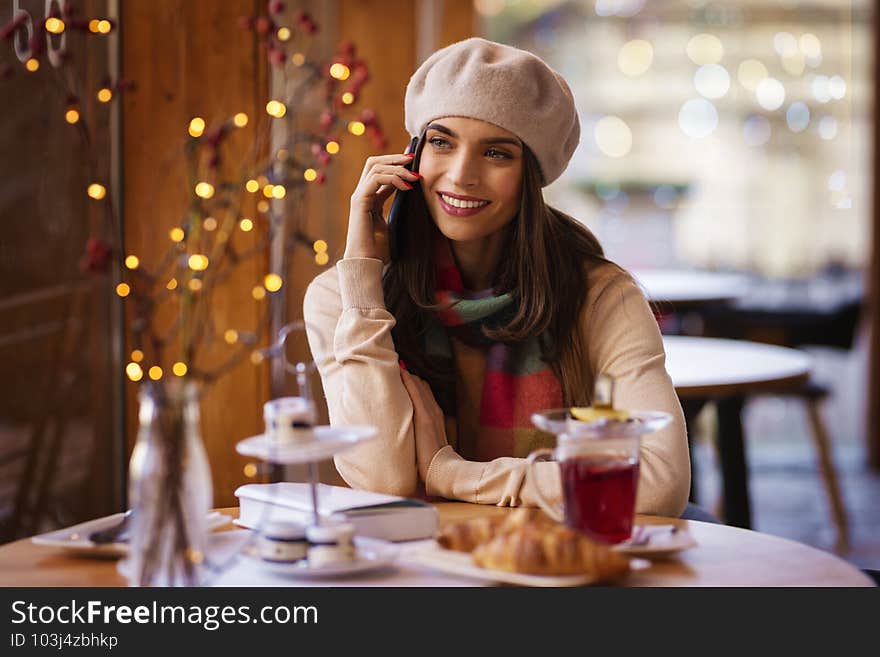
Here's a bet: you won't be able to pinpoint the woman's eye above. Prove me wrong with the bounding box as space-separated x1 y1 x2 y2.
487 148 512 160
428 137 450 148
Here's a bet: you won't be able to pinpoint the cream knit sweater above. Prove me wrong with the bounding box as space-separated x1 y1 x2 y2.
303 257 690 517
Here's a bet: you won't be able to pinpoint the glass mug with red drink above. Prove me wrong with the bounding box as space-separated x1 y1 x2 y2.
529 377 673 544
525 431 642 544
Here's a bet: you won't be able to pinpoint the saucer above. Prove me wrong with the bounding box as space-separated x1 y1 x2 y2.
241 537 399 579
31 511 234 558
613 524 698 559
235 425 378 465
531 409 673 439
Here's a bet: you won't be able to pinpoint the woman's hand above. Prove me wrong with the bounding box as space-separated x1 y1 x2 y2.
344 152 421 261
400 370 449 482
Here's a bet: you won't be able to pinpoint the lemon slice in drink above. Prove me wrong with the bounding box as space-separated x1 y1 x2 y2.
570 406 630 423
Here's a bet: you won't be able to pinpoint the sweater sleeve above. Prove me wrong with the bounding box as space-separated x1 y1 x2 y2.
583 272 691 517
302 258 419 497
424 268 691 517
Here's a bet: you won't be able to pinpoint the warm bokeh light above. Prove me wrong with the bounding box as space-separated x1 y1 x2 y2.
173 362 188 376
687 33 723 65
97 20 111 34
125 255 139 270
250 351 264 365
148 366 163 381
194 182 215 199
116 283 131 297
325 141 340 154
292 52 305 66
262 184 275 198
169 227 185 242
233 112 249 127
264 273 283 292
800 33 822 59
166 278 178 290
303 168 318 182
594 116 632 158
313 240 328 253
87 183 107 200
348 121 365 136
188 117 206 137
65 109 80 124
329 63 351 80
131 349 144 363
88 19 100 33
737 59 768 92
266 100 287 118
277 27 291 41
188 254 209 271
203 216 217 231
239 218 254 232
617 39 653 77
342 92 355 105
756 78 785 111
126 362 143 382
97 88 113 103
257 200 270 213
315 252 329 266
272 185 286 199
781 52 805 76
252 286 266 300
188 278 203 292
245 179 260 193
243 463 258 478
224 329 239 344
25 58 39 72
45 18 65 34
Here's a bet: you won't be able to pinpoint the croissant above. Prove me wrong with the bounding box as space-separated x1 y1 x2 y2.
472 525 631 581
436 509 556 552
436 515 506 552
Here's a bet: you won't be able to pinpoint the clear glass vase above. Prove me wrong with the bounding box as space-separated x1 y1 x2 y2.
123 380 213 586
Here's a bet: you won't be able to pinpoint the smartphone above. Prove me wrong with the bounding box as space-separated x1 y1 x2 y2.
387 134 425 261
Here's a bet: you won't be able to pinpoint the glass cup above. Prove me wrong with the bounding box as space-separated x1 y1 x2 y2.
526 433 640 544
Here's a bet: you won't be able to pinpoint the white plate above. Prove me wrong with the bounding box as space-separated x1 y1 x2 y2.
235 425 378 464
405 544 649 587
31 511 234 558
613 524 697 559
242 537 399 579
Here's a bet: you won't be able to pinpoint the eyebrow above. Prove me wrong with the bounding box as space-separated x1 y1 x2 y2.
426 123 522 148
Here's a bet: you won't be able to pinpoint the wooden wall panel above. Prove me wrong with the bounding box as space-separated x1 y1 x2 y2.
121 0 269 507
869 4 879 469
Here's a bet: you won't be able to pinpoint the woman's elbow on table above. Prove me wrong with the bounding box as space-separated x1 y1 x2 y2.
333 453 420 498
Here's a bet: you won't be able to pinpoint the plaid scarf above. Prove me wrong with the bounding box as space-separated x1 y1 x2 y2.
425 236 563 461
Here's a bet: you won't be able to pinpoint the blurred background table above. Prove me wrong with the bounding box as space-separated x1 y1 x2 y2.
663 336 812 530
633 268 751 311
0 504 872 587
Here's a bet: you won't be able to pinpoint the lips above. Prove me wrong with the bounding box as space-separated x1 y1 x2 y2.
436 192 491 217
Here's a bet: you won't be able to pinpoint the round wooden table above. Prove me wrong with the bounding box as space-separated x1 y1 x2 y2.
662 335 813 531
0 505 872 587
632 268 751 310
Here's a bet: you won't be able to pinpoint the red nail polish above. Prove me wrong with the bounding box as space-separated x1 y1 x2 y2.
403 182 413 189
399 359 408 370
411 172 422 178
404 153 415 158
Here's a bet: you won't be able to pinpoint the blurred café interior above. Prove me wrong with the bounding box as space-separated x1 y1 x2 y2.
1 0 878 574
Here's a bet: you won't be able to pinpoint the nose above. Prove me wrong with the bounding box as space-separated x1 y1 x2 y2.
447 150 480 188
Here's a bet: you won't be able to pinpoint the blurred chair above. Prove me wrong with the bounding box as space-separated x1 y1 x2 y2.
700 273 864 553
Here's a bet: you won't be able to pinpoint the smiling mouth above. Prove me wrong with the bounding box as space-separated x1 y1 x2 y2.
437 193 491 209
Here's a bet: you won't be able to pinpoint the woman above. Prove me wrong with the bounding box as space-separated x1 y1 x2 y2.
304 38 690 517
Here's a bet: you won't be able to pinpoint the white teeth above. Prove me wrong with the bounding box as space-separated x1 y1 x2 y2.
440 194 489 209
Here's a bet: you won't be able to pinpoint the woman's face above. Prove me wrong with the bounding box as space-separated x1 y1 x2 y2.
418 116 524 243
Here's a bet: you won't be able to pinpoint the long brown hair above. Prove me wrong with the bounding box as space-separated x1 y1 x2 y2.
382 146 620 411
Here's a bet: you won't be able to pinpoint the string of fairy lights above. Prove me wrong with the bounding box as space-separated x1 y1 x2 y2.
4 2 386 401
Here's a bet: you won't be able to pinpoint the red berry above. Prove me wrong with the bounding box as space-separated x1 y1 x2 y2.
268 0 285 15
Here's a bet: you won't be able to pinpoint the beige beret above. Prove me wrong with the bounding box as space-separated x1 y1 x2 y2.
404 37 580 186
